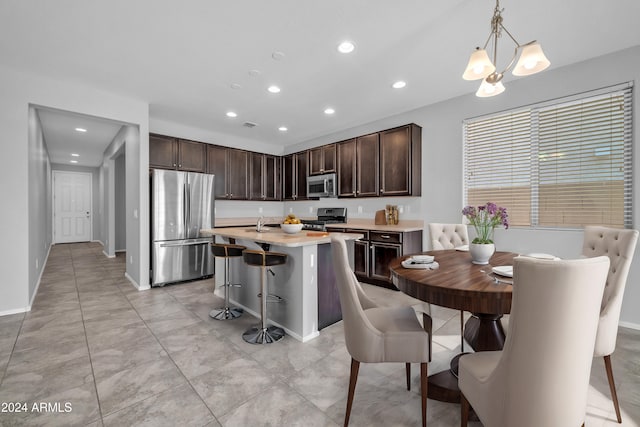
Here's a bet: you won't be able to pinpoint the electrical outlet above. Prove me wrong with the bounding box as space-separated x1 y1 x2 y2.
398 205 404 214
289 207 293 213
258 207 263 214
308 206 313 213
129 255 133 264
35 258 39 269
133 209 138 219
358 206 363 214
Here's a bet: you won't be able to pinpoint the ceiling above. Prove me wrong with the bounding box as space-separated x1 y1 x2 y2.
2 0 639 167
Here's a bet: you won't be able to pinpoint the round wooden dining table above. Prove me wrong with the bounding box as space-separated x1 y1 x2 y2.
389 249 517 402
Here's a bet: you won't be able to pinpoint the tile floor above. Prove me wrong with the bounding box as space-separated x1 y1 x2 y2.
0 242 638 426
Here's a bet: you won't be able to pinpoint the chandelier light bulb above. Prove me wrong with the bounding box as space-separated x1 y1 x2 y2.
476 79 505 98
463 48 495 80
512 41 551 76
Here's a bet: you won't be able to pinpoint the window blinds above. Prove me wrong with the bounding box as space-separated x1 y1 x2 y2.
463 84 633 228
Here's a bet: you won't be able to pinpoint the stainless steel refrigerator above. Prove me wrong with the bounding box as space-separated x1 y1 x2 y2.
151 169 215 286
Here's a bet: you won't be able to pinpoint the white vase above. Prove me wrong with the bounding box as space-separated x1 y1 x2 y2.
469 243 495 265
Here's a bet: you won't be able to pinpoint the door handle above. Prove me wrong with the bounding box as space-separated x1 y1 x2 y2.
160 241 209 247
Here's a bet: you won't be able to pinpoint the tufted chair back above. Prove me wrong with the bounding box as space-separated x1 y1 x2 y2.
429 223 469 250
581 226 638 357
581 226 638 423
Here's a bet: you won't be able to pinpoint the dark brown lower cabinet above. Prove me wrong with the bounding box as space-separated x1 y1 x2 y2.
326 228 423 289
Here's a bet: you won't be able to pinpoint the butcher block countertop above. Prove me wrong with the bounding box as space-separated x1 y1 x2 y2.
201 227 363 248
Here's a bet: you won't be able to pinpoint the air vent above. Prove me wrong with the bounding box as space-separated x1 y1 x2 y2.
243 121 258 128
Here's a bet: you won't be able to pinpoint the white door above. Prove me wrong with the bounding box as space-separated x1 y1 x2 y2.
53 171 92 243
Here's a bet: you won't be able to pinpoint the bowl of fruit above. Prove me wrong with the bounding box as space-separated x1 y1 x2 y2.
281 214 304 234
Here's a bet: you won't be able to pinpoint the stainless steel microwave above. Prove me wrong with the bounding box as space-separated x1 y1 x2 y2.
307 173 337 198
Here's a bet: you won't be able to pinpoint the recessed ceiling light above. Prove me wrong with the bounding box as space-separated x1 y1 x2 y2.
392 81 407 89
267 85 281 93
248 69 261 77
324 108 335 115
71 153 80 157
278 126 288 132
272 51 286 61
70 160 78 164
337 41 355 54
230 83 242 90
226 111 238 118
75 127 87 132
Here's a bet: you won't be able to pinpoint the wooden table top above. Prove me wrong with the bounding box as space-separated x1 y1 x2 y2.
389 249 517 314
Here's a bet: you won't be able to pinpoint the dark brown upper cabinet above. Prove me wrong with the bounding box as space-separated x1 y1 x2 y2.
337 133 379 197
283 151 309 201
149 134 205 172
356 133 380 197
250 153 281 201
337 139 357 197
149 134 177 170
177 139 206 172
207 145 248 200
379 124 422 197
309 143 336 175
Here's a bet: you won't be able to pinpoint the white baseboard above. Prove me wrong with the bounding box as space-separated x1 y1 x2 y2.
25 243 53 314
125 272 150 291
0 307 30 317
619 321 640 331
102 250 116 258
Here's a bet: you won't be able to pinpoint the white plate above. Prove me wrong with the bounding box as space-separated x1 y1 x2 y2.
455 245 469 251
523 253 560 260
492 266 513 277
402 259 439 270
411 255 435 263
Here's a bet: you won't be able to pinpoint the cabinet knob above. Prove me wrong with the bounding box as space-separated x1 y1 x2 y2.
173 163 176 167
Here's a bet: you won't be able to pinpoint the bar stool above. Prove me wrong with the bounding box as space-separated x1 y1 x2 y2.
242 249 288 344
209 243 246 320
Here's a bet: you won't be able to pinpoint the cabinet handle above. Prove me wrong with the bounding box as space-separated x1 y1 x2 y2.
173 163 176 167
179 164 182 168
380 235 391 239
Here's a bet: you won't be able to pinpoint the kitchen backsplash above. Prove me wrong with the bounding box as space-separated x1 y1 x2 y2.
215 197 423 221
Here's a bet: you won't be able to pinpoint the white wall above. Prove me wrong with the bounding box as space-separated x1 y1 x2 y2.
115 153 126 251
0 64 149 314
27 107 52 306
101 125 145 287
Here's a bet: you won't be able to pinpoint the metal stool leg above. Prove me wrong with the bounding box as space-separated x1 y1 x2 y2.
210 257 243 320
243 265 284 344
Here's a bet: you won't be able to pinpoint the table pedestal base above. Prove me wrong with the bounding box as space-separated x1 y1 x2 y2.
463 314 506 351
428 314 505 403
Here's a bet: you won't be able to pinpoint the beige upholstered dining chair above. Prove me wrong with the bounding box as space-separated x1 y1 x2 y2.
459 255 610 427
582 226 638 423
428 223 469 351
428 223 469 250
331 237 431 427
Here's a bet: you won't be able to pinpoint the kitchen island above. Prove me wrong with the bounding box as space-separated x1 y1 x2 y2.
201 227 363 342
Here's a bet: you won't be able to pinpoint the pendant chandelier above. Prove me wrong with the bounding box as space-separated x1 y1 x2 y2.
463 0 550 97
